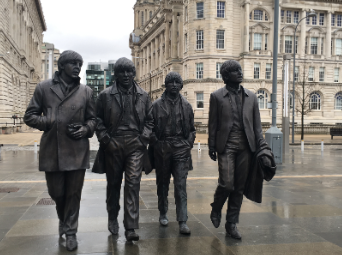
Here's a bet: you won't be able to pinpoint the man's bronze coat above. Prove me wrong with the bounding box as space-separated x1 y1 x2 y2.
24 73 96 172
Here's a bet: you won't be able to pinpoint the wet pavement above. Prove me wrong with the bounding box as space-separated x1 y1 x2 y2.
0 146 342 254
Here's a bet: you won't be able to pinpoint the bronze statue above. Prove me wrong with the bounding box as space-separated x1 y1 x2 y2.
208 60 275 239
92 57 153 241
148 72 196 234
24 50 96 251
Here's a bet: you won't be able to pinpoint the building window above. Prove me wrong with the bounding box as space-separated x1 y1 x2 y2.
265 13 268 21
265 63 271 79
286 11 291 23
334 68 339 82
294 11 299 24
308 67 314 82
312 15 317 25
217 1 225 18
184 33 188 52
289 92 294 109
254 63 260 79
311 37 318 55
319 67 324 82
319 13 324 25
309 92 321 110
338 14 342 27
216 63 222 79
305 37 308 54
196 92 204 108
281 10 284 23
197 2 204 19
336 39 342 55
285 36 293 53
335 92 342 110
196 63 203 79
196 30 204 50
254 10 263 21
332 14 336 26
254 33 262 50
141 12 144 26
216 30 225 49
265 34 268 50
306 12 310 24
185 6 188 22
295 36 298 53
250 12 252 20
256 89 268 109
150 11 153 19
294 66 299 81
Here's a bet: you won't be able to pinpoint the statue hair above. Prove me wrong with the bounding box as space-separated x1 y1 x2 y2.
58 50 83 72
114 57 136 77
164 72 183 89
220 60 241 78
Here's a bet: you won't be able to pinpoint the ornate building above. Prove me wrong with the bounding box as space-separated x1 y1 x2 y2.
129 0 342 126
0 0 46 133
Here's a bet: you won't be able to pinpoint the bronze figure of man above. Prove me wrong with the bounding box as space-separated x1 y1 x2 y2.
208 60 271 239
92 57 153 241
149 72 196 234
24 50 96 251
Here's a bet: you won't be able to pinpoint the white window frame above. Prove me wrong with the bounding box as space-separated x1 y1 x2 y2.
285 35 293 53
197 2 204 19
254 10 263 21
286 11 291 23
294 66 299 81
196 92 204 108
265 63 271 79
336 39 342 55
256 89 268 109
334 68 339 83
319 67 324 82
309 92 321 110
254 63 260 79
196 63 203 79
216 63 222 79
196 30 204 50
311 37 318 55
308 67 314 82
335 92 342 110
319 13 324 26
254 33 262 50
217 1 225 18
216 30 225 49
294 11 299 24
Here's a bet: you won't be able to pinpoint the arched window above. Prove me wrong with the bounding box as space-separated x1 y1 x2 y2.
250 9 269 21
335 92 342 110
256 89 268 109
309 92 321 110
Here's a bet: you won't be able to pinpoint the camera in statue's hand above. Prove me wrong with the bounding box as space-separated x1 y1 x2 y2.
66 123 88 140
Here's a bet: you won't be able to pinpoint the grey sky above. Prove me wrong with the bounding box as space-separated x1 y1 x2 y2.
40 0 136 83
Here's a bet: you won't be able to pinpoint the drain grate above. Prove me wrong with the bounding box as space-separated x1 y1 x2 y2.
36 198 56 205
0 187 19 193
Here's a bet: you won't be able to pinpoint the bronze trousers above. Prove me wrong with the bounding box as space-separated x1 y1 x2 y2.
211 130 252 223
45 169 86 236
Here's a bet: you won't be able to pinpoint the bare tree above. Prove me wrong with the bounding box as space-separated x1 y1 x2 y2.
294 63 315 140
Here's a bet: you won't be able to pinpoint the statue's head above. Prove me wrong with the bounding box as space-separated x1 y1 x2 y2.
114 57 136 88
220 60 243 85
164 72 183 97
58 50 83 79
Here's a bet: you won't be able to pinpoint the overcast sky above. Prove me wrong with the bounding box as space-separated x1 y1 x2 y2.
40 0 136 83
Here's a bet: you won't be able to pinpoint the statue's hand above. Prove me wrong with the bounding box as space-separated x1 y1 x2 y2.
71 125 88 140
209 148 217 161
260 156 272 168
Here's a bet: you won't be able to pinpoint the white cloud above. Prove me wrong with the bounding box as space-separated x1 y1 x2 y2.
40 0 136 83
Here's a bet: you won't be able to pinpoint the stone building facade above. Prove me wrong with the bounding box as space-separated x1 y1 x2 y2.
0 0 46 133
41 42 60 81
129 0 342 126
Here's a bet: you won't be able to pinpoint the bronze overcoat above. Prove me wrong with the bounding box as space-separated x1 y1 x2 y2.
24 73 96 172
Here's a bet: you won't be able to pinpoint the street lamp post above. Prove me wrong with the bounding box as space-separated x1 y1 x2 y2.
132 57 152 100
291 10 316 143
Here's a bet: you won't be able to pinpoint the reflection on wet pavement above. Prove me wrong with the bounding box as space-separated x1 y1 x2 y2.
0 146 342 254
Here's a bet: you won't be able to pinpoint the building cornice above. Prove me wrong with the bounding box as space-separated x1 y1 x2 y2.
34 0 47 31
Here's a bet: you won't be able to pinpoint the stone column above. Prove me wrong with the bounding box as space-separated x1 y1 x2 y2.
300 10 306 58
160 33 164 66
155 36 159 70
318 37 322 55
171 13 178 59
179 14 184 58
262 33 265 51
326 11 332 58
147 45 150 75
244 1 250 52
165 22 170 60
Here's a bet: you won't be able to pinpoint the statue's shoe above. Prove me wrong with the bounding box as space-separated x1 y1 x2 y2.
225 222 242 239
108 219 119 235
210 209 221 228
66 235 78 251
125 230 139 241
179 221 191 235
159 214 169 226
